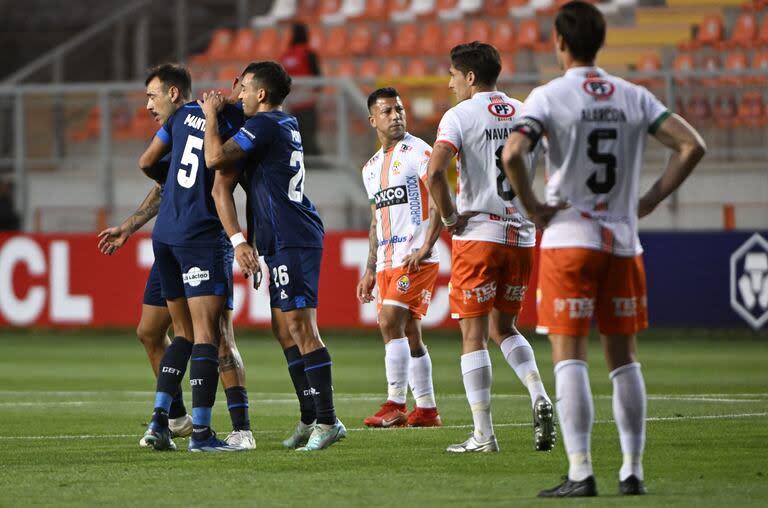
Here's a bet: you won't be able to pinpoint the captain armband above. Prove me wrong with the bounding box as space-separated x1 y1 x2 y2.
511 117 545 150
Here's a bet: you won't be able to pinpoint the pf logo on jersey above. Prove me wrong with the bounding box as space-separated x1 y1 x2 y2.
488 102 516 119
582 79 615 100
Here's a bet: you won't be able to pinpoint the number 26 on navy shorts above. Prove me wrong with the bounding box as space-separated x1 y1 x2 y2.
264 247 322 311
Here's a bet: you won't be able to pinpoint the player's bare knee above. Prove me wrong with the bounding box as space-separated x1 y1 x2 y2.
136 323 164 349
378 312 405 341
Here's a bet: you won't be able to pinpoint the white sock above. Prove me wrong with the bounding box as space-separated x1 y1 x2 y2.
384 338 410 404
461 349 494 441
500 334 549 407
409 349 436 408
555 359 594 482
610 362 646 481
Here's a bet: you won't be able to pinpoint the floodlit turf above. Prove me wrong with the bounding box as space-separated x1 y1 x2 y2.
0 328 766 507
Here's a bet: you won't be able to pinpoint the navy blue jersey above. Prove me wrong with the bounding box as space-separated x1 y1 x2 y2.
152 102 244 246
232 111 324 256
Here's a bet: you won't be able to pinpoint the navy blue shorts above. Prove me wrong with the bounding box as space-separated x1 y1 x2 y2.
142 262 167 307
265 247 322 312
152 239 234 310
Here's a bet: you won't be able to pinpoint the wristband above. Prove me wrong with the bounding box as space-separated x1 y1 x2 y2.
442 212 458 227
230 232 247 248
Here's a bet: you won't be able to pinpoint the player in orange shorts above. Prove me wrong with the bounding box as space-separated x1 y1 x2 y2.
426 43 555 453
503 2 706 497
356 88 443 428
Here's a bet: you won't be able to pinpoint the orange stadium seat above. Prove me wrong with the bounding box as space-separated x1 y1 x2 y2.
229 29 258 61
758 14 768 46
633 54 663 88
390 0 411 16
352 0 390 21
736 91 768 127
722 51 749 84
491 19 517 52
407 57 431 76
499 53 516 78
323 25 348 58
712 94 738 128
318 0 342 18
382 58 405 77
191 29 234 64
684 14 724 49
722 13 758 48
684 94 713 127
359 60 381 80
113 107 156 141
349 23 373 55
516 19 549 52
442 20 467 53
297 0 321 23
373 27 396 56
672 53 695 85
467 19 492 43
217 65 242 84
420 22 444 55
394 23 421 56
699 54 721 87
334 60 357 78
750 50 768 83
308 24 324 51
254 27 285 60
485 0 524 17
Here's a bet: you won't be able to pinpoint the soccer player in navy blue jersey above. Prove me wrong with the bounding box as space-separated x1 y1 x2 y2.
204 61 346 451
136 63 253 452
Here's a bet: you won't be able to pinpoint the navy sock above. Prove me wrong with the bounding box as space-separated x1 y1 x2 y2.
190 343 219 441
168 388 186 419
303 347 336 425
152 337 192 427
284 345 316 425
225 386 250 431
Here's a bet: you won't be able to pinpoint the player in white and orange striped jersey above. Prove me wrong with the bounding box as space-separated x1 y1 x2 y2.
356 88 443 429
426 42 555 455
503 2 706 498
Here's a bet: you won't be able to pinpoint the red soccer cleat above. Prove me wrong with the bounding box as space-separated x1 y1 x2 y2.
363 401 408 428
407 407 442 427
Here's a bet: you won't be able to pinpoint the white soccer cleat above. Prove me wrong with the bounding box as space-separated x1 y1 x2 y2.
297 419 346 451
169 414 193 438
446 433 499 453
224 429 256 450
282 420 315 449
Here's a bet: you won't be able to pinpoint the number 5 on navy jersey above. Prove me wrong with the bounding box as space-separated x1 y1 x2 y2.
178 135 203 188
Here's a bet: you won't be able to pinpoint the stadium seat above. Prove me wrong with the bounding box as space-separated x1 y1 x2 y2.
633 53 663 88
334 59 357 77
712 94 738 128
359 60 381 80
439 0 482 20
467 19 492 43
684 94 713 127
216 65 242 84
485 0 525 17
680 14 723 49
499 53 516 78
750 50 768 84
318 0 343 19
190 29 234 64
407 57 432 76
297 0 322 23
113 106 156 141
699 54 721 87
721 13 758 48
382 58 406 77
420 21 444 55
672 52 695 85
322 25 348 58
758 14 768 46
391 0 437 22
491 19 517 52
349 23 373 55
229 28 259 61
394 23 421 56
736 91 768 127
441 20 467 53
373 26 396 56
351 0 390 20
722 51 749 85
252 0 297 28
516 19 549 52
309 23 325 51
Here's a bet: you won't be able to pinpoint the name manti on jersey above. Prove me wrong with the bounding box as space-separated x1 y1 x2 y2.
362 133 439 272
436 91 539 247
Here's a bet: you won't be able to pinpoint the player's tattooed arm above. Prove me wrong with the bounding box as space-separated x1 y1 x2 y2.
97 185 161 256
356 204 378 304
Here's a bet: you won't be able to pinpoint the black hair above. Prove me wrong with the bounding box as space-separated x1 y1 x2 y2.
144 63 191 99
367 87 400 111
450 42 501 87
242 61 292 105
554 1 606 63
290 23 309 45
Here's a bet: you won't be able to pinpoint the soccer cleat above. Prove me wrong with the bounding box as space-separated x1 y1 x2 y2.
538 476 597 498
619 475 647 495
407 407 442 427
297 419 347 451
282 420 315 449
169 414 193 438
533 396 556 451
363 401 407 428
142 425 176 451
188 430 242 452
224 430 256 450
446 433 499 453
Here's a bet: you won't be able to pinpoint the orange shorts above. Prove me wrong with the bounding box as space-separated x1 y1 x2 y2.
376 263 439 319
536 248 648 337
449 240 533 319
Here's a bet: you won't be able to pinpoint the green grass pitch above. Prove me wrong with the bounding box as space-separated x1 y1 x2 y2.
0 328 766 507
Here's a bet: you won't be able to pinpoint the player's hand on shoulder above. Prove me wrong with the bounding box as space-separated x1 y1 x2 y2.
356 269 376 304
97 226 130 255
198 90 226 117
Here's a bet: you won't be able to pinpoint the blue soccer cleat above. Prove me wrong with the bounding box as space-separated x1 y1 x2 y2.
142 425 176 451
188 430 242 452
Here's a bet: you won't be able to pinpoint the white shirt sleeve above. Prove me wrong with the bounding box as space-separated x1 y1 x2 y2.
416 143 432 181
639 86 670 133
435 108 462 154
361 166 375 203
520 86 550 128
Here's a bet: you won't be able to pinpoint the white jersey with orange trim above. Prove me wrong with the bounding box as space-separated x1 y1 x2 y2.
519 66 670 257
362 132 440 272
435 91 537 247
